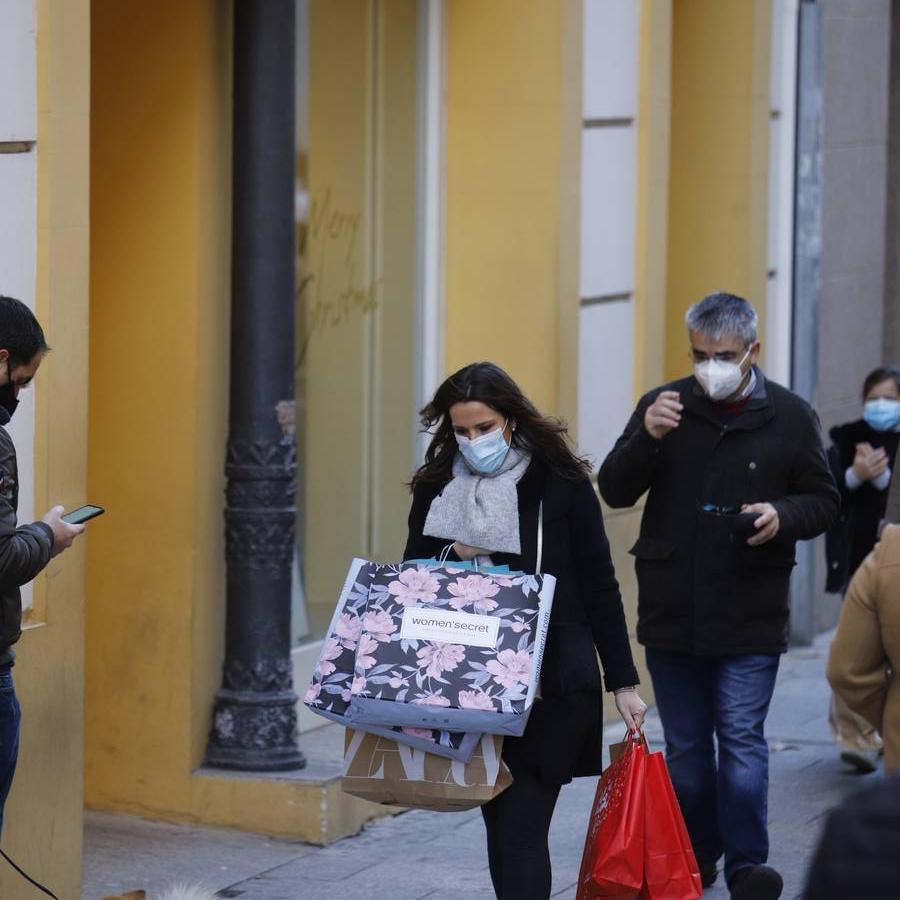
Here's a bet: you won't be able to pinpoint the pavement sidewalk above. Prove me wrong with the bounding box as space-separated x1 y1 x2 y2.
83 632 874 900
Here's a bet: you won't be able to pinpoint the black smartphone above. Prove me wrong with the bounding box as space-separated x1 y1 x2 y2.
62 505 105 525
732 511 759 541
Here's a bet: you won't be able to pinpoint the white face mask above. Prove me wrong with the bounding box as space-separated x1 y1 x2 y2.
694 349 751 401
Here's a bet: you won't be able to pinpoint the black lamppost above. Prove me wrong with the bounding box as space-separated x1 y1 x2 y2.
205 0 305 772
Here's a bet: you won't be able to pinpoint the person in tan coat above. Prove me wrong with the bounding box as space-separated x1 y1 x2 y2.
827 523 900 773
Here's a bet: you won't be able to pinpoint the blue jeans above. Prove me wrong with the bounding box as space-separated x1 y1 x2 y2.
645 648 780 886
0 665 20 837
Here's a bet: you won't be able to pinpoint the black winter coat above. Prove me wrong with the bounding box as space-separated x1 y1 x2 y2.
0 408 55 664
598 371 839 656
803 775 900 900
404 460 639 784
824 419 900 592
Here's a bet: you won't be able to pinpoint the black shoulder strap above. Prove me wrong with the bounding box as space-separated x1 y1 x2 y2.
0 847 60 899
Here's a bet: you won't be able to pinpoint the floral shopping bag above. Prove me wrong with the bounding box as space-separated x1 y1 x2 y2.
304 558 481 762
346 562 555 736
577 733 647 900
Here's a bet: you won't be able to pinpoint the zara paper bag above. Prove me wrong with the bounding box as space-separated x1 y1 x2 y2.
341 729 512 812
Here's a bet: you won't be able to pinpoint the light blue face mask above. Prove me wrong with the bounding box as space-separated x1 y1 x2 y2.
456 421 511 474
864 397 900 432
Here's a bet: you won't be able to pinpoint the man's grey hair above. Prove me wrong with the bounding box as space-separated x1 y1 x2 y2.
684 292 758 347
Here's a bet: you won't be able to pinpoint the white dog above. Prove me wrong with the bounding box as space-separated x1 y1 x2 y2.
102 886 217 900
158 887 218 900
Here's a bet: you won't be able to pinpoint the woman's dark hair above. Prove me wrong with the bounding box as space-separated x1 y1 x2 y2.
862 366 900 401
411 361 591 489
0 295 49 367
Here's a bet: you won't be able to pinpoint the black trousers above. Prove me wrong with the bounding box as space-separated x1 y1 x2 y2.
480 766 562 899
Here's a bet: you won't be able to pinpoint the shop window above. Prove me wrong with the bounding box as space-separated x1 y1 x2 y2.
293 0 439 643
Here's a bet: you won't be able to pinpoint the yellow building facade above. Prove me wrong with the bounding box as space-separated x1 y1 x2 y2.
4 0 790 889
0 1 89 896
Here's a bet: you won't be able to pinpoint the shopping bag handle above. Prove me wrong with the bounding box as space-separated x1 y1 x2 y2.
621 727 648 750
607 727 647 767
536 501 543 574
438 542 454 564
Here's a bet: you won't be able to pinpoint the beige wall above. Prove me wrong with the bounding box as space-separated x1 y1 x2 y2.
2 1 90 896
602 500 649 702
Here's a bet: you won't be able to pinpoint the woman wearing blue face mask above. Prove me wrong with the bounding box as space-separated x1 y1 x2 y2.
825 364 900 773
405 361 646 900
827 366 900 592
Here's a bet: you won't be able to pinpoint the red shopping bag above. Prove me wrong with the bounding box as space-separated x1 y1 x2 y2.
576 732 647 900
637 747 702 900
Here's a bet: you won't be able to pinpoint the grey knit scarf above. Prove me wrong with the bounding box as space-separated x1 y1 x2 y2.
423 446 531 555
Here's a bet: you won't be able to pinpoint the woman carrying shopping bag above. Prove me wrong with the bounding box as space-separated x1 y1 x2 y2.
404 361 647 900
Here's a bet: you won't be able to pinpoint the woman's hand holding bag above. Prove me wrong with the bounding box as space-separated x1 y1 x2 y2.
615 688 648 732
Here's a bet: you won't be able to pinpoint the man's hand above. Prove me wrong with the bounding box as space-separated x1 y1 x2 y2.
741 502 780 546
42 506 85 558
644 391 683 440
853 442 889 482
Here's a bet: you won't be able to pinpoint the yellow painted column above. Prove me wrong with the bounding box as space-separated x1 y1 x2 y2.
665 0 772 379
86 0 232 815
556 0 583 432
445 0 580 415
633 0 673 397
1 1 90 897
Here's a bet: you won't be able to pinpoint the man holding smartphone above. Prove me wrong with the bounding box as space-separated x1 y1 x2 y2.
599 293 839 900
0 295 84 836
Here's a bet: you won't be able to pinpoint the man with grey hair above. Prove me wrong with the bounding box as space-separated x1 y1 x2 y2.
599 292 838 900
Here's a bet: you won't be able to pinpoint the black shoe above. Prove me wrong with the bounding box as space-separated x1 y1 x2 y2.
730 865 783 900
699 858 719 889
840 750 879 774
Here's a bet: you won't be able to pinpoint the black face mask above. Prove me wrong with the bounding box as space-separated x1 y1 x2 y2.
0 364 18 418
